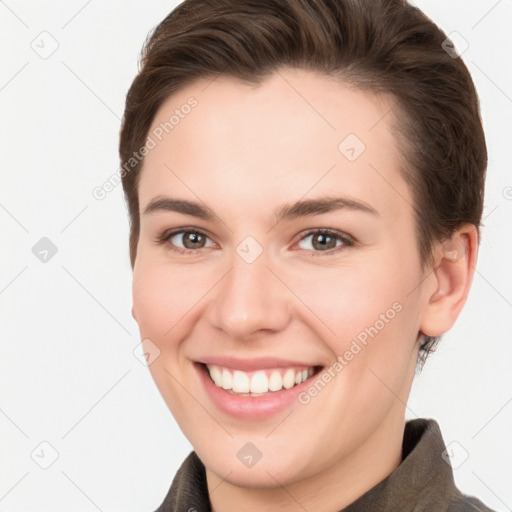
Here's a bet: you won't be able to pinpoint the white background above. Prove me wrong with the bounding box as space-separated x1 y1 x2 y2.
1 1 511 511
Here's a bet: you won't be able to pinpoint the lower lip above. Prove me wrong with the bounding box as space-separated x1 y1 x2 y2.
194 362 321 420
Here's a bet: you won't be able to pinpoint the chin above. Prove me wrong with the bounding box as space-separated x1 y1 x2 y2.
196 438 317 489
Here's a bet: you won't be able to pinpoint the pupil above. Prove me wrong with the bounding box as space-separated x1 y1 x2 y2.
315 234 334 250
186 232 203 248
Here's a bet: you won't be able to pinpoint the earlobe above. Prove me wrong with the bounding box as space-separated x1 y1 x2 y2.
420 225 478 337
132 305 137 322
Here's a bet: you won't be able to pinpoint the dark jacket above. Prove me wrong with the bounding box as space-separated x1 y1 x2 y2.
154 418 496 511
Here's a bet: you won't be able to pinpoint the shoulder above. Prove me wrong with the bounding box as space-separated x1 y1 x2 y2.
151 451 211 512
446 491 497 512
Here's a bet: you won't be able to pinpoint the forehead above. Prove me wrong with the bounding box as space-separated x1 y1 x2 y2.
138 68 413 224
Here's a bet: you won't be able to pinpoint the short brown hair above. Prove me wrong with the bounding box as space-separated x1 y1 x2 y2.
119 0 487 366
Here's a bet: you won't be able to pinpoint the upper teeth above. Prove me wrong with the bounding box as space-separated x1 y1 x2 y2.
206 364 315 394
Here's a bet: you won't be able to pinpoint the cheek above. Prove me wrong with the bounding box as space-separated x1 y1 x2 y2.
132 263 205 418
285 253 421 389
132 261 203 342
284 251 418 339
331 264 421 398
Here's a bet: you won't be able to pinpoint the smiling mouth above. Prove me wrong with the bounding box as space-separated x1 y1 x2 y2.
200 362 324 397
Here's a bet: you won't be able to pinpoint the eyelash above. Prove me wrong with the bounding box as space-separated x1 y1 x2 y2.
155 226 356 257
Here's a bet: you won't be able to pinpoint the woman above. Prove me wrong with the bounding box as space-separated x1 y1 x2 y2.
119 0 495 510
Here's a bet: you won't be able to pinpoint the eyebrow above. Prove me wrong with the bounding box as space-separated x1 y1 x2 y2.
142 195 379 223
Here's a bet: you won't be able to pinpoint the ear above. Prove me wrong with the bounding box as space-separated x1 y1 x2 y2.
131 305 137 322
419 224 479 337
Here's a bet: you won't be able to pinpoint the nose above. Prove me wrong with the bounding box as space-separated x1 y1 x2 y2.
207 246 291 341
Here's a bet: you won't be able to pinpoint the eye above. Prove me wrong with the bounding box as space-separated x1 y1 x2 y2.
155 227 355 256
294 229 354 255
155 227 215 255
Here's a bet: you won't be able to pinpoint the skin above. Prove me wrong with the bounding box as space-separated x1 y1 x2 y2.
131 68 478 512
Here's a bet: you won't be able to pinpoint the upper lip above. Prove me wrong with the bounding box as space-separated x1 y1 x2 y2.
196 356 321 372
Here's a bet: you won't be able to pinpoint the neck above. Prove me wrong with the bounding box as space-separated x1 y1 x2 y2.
206 410 405 512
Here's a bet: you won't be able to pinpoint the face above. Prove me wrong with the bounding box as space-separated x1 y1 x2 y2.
132 68 431 488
